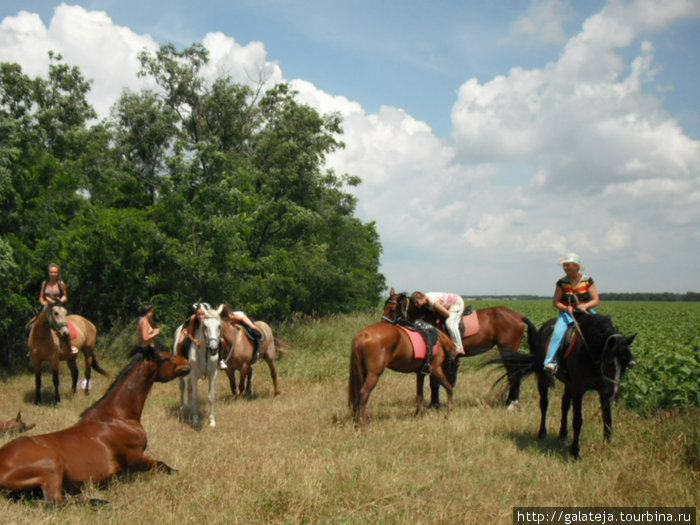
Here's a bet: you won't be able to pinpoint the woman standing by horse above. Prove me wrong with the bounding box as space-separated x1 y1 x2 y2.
138 304 161 351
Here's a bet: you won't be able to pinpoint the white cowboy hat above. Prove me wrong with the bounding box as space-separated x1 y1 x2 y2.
558 253 584 269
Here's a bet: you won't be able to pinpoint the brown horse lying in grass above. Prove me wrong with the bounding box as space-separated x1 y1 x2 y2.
0 347 190 504
0 413 35 437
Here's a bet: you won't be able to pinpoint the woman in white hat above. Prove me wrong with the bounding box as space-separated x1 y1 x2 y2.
543 253 600 375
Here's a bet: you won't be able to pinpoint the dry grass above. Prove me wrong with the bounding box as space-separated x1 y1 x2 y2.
0 309 697 524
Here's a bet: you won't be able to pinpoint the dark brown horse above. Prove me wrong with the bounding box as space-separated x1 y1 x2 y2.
0 346 190 504
349 321 456 426
218 304 287 399
493 313 636 458
382 289 537 408
0 412 35 437
27 301 108 405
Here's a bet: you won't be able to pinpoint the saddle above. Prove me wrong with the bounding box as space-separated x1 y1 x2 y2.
238 322 263 363
397 319 440 374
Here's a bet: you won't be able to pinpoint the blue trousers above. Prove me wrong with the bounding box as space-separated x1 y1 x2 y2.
544 310 597 366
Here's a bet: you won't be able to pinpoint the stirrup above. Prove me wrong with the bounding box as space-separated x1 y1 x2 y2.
420 363 432 375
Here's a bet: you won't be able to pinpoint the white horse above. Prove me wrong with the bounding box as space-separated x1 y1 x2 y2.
173 303 223 428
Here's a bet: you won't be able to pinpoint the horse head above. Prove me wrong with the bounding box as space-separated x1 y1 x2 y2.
200 306 222 356
155 349 191 382
45 299 71 344
382 289 411 324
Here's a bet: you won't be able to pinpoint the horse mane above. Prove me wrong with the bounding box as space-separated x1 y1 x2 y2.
79 346 154 418
577 313 619 357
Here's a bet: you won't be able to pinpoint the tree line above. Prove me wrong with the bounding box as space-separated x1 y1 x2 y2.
0 44 386 367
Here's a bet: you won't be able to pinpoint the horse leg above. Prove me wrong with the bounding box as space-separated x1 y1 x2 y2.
570 393 584 459
599 391 613 443
537 372 550 439
430 367 454 416
415 373 425 417
51 357 61 405
559 388 572 440
33 361 43 405
357 372 380 426
66 358 79 394
224 368 239 397
178 377 187 419
207 371 217 428
244 366 254 399
83 351 94 395
428 375 441 409
263 355 281 396
189 375 200 428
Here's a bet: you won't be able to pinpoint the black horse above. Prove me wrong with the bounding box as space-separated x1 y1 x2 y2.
493 312 636 459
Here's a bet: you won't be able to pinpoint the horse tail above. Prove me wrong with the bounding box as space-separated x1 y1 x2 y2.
483 349 537 388
348 337 365 411
273 337 290 356
91 353 109 377
523 317 538 354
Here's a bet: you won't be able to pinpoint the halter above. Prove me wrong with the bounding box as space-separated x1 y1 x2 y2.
46 302 69 332
599 333 626 388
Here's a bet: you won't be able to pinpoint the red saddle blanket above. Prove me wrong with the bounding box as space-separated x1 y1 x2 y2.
398 325 437 359
462 311 479 337
68 321 80 341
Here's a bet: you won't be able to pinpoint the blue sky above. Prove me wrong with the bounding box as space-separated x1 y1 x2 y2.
2 1 699 295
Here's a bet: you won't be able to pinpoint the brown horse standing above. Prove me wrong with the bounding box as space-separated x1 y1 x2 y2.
219 305 287 399
382 289 537 408
0 346 190 504
349 321 456 426
28 301 108 405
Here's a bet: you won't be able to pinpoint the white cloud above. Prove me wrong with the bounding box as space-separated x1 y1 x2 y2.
1 1 698 294
510 0 573 45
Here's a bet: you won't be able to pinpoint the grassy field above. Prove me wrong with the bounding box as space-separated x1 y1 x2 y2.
0 302 697 523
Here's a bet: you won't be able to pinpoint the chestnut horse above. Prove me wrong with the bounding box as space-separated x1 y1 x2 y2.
218 304 287 399
382 289 537 408
349 321 456 426
0 346 190 504
27 301 108 405
493 313 636 458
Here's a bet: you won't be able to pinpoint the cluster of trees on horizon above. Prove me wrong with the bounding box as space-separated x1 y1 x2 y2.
0 43 386 367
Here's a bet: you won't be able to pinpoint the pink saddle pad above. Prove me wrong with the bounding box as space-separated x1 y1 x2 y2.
398 325 436 359
463 312 479 337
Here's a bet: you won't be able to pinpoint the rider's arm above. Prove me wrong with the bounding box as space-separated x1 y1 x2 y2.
39 281 47 306
578 284 600 312
431 301 451 318
552 285 572 313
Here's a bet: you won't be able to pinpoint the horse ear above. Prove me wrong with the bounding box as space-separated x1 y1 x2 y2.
625 334 637 346
216 304 224 315
16 411 21 422
390 287 396 296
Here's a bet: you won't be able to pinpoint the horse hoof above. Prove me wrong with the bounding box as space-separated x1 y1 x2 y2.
209 421 216 428
506 401 519 411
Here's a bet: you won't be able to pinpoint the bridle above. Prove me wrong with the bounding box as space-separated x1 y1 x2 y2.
382 294 410 324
